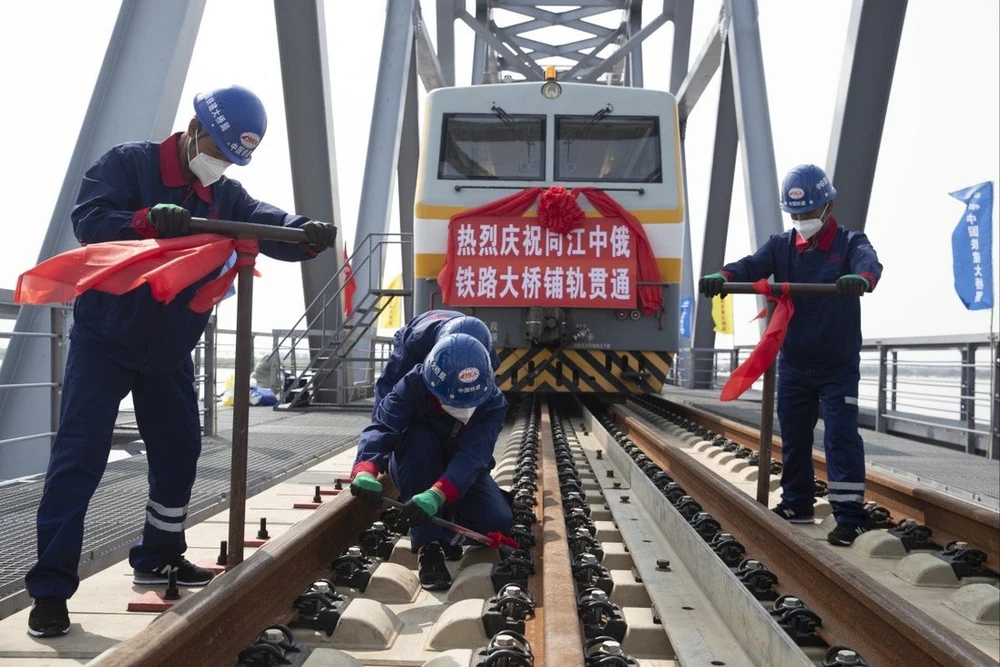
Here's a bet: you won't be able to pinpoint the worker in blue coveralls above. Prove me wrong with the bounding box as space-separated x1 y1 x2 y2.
25 85 338 638
373 310 501 408
349 333 511 590
699 164 882 547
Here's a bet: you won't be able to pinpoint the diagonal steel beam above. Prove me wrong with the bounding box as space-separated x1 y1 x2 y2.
691 51 738 388
0 0 207 480
726 0 783 334
825 0 907 231
669 0 694 94
415 0 446 91
494 0 623 7
436 0 457 86
398 42 419 322
674 18 724 120
563 23 629 80
627 0 644 87
274 0 346 394
504 4 619 34
508 34 611 58
471 0 490 84
579 7 671 82
459 8 544 80
354 0 415 288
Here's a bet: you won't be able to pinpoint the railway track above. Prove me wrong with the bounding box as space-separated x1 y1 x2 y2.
604 397 998 667
636 395 1000 573
86 397 997 667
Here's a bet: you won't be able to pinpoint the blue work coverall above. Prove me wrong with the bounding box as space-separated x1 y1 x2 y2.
27 133 318 599
374 310 501 408
353 366 512 548
721 218 882 525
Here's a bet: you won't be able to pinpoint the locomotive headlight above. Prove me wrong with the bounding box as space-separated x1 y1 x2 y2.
540 81 562 100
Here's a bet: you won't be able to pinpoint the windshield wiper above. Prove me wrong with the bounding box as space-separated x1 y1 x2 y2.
561 103 614 146
492 103 535 159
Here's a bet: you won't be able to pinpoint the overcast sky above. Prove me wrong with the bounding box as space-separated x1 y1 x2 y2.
0 0 997 347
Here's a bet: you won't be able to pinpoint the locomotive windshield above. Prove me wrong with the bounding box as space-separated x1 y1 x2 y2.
439 113 545 181
555 115 662 183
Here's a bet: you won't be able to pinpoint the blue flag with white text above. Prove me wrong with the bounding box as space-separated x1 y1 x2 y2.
950 181 993 310
679 296 692 338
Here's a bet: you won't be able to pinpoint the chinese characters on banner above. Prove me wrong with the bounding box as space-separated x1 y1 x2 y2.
448 217 637 308
950 182 994 310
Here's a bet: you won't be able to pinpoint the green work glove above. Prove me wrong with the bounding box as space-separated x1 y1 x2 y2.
699 272 727 298
402 488 446 525
349 471 383 507
835 274 871 297
147 203 192 237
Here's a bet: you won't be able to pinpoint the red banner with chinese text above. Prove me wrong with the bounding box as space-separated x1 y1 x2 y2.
447 217 637 308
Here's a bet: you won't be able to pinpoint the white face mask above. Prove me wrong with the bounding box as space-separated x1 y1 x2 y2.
791 205 828 240
188 130 230 186
442 405 476 424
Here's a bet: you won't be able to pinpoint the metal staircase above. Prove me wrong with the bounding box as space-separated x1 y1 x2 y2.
267 233 412 408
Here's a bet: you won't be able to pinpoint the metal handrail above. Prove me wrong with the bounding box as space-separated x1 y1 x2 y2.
0 299 70 458
266 233 411 368
672 333 998 457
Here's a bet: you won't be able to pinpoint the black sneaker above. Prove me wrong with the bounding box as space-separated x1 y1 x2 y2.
828 523 867 546
133 556 215 587
442 542 464 561
417 542 452 590
773 504 815 525
27 597 70 638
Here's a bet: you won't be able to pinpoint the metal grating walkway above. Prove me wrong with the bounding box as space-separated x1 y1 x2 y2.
0 408 368 605
659 387 1000 508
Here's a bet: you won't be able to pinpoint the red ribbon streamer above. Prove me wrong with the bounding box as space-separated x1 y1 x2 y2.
15 234 260 314
437 187 663 314
719 279 795 402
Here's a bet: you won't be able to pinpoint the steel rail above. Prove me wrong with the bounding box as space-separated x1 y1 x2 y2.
613 405 995 667
90 493 379 666
649 396 1000 572
528 404 586 664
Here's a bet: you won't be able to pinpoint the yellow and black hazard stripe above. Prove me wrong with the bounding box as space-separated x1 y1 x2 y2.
496 347 673 394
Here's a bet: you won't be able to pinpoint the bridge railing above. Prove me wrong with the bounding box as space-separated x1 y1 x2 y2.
0 291 70 455
667 334 998 458
0 296 393 463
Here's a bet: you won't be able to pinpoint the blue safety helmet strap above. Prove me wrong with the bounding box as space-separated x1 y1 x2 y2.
438 316 494 361
193 85 267 166
779 164 837 215
422 333 494 409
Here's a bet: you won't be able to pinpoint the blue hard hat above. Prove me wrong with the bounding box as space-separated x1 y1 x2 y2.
438 316 494 358
422 333 495 408
779 164 837 214
193 85 267 166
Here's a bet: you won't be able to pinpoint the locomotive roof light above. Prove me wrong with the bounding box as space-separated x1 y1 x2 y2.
541 65 562 100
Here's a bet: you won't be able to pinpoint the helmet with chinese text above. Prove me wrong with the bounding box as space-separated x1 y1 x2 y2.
421 334 494 408
779 164 837 215
193 85 267 166
438 316 494 363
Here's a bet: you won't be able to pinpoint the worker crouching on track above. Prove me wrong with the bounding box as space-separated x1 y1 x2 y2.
699 164 883 547
26 85 337 638
350 333 512 590
373 310 501 408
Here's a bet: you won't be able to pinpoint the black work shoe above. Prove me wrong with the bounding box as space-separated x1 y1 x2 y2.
417 542 452 590
133 556 215 587
442 542 464 561
27 597 70 638
828 523 867 546
773 504 815 525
